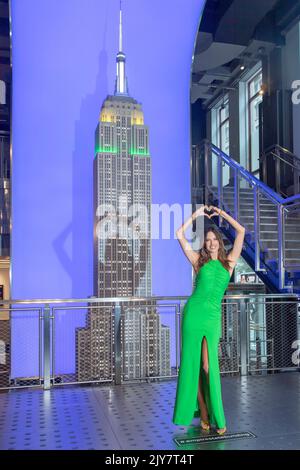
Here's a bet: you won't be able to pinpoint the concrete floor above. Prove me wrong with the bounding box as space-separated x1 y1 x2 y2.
0 371 300 450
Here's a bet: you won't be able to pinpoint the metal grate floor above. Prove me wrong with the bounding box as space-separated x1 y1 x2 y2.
0 372 300 450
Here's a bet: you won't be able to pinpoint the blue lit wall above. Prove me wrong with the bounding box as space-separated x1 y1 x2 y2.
11 0 206 377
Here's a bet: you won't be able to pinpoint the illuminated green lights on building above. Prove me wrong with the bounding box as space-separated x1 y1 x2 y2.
95 147 149 156
130 148 150 156
95 146 118 154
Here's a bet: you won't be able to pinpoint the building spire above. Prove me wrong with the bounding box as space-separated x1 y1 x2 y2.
114 0 129 96
119 0 123 52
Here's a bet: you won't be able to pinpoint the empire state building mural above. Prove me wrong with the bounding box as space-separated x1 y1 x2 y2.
76 5 171 382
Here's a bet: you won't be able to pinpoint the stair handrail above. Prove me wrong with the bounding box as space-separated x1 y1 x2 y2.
210 142 300 206
261 144 300 196
203 140 300 292
263 143 300 162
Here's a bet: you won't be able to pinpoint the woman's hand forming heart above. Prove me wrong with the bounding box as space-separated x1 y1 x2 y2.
193 204 212 218
206 206 221 218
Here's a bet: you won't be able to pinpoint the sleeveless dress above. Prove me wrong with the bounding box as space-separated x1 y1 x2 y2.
172 259 231 428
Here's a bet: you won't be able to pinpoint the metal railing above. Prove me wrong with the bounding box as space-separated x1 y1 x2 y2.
0 293 299 391
202 140 300 291
262 144 300 197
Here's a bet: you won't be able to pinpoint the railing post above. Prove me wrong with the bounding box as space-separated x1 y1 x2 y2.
278 204 284 290
239 298 248 376
114 302 122 385
262 152 267 185
294 157 300 195
253 185 261 271
43 303 51 390
234 168 240 220
275 146 281 194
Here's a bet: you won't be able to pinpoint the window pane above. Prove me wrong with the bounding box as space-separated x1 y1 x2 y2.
220 120 229 155
249 94 262 173
249 73 262 99
220 101 229 122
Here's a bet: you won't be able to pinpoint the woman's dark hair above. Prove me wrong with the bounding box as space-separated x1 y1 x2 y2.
194 226 231 274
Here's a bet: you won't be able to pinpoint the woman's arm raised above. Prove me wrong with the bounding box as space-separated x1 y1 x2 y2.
176 205 210 267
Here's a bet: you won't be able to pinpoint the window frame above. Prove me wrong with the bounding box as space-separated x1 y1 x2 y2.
247 70 262 174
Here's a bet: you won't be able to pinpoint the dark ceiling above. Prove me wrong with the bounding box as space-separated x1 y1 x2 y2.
192 0 300 107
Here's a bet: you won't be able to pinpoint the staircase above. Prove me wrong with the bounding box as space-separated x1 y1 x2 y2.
201 141 300 294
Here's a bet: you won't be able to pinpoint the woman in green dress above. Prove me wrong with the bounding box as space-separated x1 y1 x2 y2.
172 204 245 435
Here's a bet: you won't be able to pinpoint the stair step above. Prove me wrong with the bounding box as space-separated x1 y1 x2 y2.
265 246 300 250
255 230 280 234
227 208 300 220
224 199 268 205
224 201 300 212
285 229 300 233
223 199 277 207
223 196 277 207
246 224 300 231
260 238 300 243
211 192 253 200
242 218 278 224
211 186 253 191
251 248 300 258
229 208 279 214
258 239 300 249
223 187 275 197
241 215 279 220
261 244 300 251
248 222 278 233
267 258 300 265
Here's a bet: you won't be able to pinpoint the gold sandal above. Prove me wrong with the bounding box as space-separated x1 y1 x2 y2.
200 419 210 431
216 427 227 435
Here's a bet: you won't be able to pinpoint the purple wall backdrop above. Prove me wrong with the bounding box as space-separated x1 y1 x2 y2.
11 0 206 377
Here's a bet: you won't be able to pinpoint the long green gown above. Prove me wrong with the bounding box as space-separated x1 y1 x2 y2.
172 259 230 428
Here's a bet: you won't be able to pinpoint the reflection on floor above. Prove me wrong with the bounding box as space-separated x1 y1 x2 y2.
0 372 300 450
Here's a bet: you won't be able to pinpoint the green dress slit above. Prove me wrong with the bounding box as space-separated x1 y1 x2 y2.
172 259 230 428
